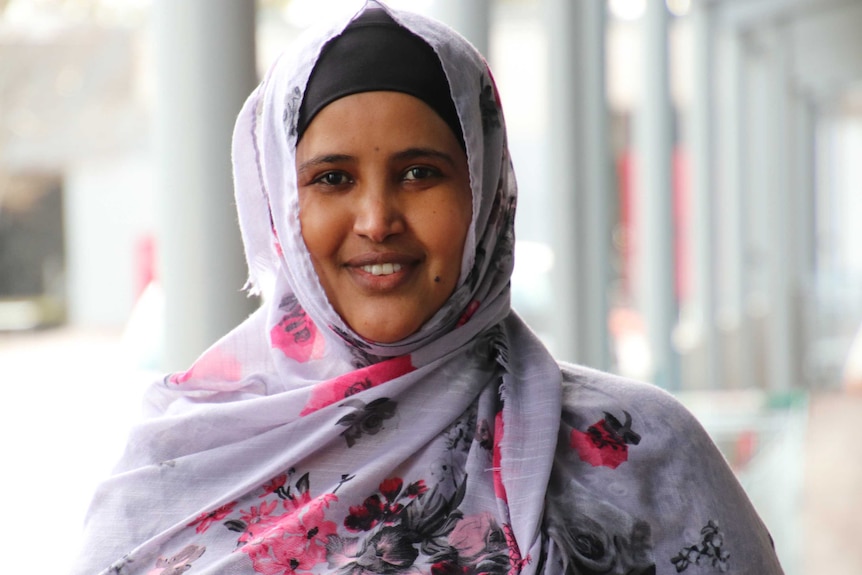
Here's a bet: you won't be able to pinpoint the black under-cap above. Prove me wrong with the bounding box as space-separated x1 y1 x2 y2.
296 6 465 149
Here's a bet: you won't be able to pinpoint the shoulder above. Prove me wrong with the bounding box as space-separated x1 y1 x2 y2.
550 362 783 573
557 361 692 426
554 361 726 479
555 361 724 472
554 361 715 470
559 361 670 398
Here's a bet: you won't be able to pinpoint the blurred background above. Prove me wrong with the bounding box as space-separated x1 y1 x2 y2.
0 0 860 572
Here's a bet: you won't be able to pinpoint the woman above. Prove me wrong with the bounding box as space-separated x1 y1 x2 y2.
73 3 783 574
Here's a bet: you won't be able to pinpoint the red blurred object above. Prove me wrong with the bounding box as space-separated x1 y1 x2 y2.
616 146 690 302
134 234 157 298
734 428 758 471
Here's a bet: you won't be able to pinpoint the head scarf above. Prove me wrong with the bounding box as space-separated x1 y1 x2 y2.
297 6 464 148
72 2 563 574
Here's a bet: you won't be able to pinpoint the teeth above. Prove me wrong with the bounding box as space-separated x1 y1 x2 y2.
361 263 403 276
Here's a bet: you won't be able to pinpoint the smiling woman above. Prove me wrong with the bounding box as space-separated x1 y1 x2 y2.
296 91 471 343
72 2 784 574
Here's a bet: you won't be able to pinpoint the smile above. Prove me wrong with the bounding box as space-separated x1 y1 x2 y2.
360 263 404 276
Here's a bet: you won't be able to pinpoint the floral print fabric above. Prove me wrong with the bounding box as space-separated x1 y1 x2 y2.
70 2 783 574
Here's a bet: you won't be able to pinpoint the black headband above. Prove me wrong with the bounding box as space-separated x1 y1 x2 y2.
297 7 465 149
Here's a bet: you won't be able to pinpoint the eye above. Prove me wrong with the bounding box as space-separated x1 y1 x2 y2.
313 171 352 187
403 166 440 181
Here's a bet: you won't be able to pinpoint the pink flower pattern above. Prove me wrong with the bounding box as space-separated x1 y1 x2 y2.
270 295 325 363
457 300 481 327
448 512 504 560
570 411 641 470
187 501 238 534
239 491 339 575
180 405 652 575
146 544 206 575
300 355 414 416
503 523 529 575
193 443 662 575
260 474 289 498
492 410 507 502
169 349 243 387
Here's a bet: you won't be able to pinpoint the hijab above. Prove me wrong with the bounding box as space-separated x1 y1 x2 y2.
72 2 563 573
296 6 464 149
73 3 787 573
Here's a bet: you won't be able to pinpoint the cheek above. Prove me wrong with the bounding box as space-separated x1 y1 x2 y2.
298 199 342 267
443 216 470 261
425 198 471 277
448 193 473 259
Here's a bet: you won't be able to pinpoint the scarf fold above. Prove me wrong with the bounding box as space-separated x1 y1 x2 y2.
71 2 563 574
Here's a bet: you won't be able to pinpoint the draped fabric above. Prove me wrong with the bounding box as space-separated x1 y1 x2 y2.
71 2 783 574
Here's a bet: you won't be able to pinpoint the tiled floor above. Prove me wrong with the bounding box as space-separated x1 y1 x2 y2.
801 391 862 575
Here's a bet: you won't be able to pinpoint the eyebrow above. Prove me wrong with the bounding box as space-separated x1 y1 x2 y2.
296 154 354 177
391 147 458 167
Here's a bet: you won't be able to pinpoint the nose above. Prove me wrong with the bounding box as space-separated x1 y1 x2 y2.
352 182 405 243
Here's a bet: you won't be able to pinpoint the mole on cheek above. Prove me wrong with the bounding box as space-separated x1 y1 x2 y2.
434 276 441 283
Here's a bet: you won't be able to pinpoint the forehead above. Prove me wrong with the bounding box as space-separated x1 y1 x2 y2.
296 91 464 155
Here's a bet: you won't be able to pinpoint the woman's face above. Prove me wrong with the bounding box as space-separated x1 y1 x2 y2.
296 91 472 343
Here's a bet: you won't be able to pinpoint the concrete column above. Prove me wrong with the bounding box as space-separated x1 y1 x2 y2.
814 112 839 289
688 0 720 389
762 25 794 391
741 31 773 392
636 0 679 389
794 97 817 285
578 0 612 371
716 28 754 389
543 0 611 369
789 92 818 383
430 0 491 58
152 0 258 371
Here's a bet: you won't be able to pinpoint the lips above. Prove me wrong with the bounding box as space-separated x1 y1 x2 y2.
344 252 420 290
360 263 403 276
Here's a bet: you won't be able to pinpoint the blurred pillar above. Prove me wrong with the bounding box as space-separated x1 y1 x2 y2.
762 24 794 391
793 96 816 289
543 0 611 369
153 0 258 371
716 28 754 389
789 91 818 383
430 0 490 57
688 0 720 389
636 0 679 389
814 113 836 278
743 32 773 391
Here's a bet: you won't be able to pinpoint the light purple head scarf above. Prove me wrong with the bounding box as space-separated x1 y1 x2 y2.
71 2 787 574
71 2 563 573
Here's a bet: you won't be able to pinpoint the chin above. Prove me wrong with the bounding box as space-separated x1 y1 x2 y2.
359 327 416 344
351 318 422 344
